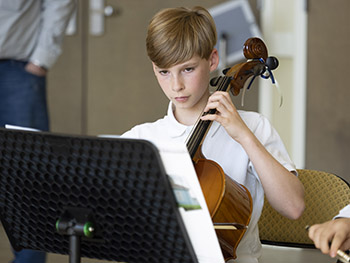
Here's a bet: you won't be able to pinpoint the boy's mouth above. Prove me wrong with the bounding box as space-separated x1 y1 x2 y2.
174 96 189 102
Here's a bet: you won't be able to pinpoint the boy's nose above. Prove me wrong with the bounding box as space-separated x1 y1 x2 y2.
171 77 184 92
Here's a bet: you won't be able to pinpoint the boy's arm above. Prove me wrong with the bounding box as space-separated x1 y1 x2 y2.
237 128 305 219
201 91 305 219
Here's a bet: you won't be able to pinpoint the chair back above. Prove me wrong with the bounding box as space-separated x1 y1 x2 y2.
258 169 350 247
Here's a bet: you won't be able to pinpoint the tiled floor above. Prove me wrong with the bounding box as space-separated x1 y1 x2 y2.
1 224 332 263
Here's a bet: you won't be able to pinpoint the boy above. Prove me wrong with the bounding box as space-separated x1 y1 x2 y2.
122 6 305 262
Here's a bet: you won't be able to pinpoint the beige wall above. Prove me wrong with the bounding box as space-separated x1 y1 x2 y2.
259 0 307 168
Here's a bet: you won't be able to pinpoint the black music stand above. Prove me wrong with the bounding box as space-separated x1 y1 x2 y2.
0 128 198 263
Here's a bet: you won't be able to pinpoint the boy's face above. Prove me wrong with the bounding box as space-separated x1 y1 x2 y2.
152 49 219 117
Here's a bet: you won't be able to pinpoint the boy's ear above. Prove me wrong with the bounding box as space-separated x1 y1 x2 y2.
152 62 157 74
209 49 219 72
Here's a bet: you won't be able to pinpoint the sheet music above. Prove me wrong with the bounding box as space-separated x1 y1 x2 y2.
154 141 225 263
5 124 40 131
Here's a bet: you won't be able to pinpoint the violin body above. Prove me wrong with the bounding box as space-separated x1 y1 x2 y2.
194 156 252 260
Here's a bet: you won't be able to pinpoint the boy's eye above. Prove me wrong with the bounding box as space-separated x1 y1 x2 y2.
184 67 194 73
159 70 169 75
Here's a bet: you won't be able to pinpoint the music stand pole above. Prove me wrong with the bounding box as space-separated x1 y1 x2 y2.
69 235 81 263
56 207 95 263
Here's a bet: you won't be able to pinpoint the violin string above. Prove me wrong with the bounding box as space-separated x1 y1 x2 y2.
186 76 230 157
186 116 203 156
196 75 228 136
186 108 205 153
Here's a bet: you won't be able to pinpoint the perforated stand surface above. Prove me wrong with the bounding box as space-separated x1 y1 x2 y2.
0 128 198 263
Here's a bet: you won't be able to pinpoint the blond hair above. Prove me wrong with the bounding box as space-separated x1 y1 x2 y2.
146 6 217 68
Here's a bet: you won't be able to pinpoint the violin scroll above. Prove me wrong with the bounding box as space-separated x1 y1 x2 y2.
243 37 268 61
210 37 279 96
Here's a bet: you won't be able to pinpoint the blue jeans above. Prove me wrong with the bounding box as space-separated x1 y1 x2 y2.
0 59 49 131
12 249 47 263
0 59 48 263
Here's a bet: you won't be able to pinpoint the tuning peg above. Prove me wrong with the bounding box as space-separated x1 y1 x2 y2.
210 76 221 87
222 67 231 75
252 64 266 76
265 56 279 70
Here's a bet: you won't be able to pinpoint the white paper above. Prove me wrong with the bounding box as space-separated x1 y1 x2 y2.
5 124 40 132
154 141 225 263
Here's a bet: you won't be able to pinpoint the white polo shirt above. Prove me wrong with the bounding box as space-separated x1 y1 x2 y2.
122 102 296 263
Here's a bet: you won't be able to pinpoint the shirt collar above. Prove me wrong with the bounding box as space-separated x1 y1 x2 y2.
165 102 221 139
165 102 192 138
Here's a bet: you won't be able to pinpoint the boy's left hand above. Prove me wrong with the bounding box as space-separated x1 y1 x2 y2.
201 91 251 142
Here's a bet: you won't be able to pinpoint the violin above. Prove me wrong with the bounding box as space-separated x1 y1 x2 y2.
186 37 278 260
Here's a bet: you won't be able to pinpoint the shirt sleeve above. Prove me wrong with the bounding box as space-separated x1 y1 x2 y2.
30 0 76 69
334 204 350 219
121 126 141 139
250 113 297 174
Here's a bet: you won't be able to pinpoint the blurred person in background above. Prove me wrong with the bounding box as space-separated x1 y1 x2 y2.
0 0 76 262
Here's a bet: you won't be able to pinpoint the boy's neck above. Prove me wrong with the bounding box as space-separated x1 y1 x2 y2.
172 88 211 126
173 98 208 126
174 109 201 126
